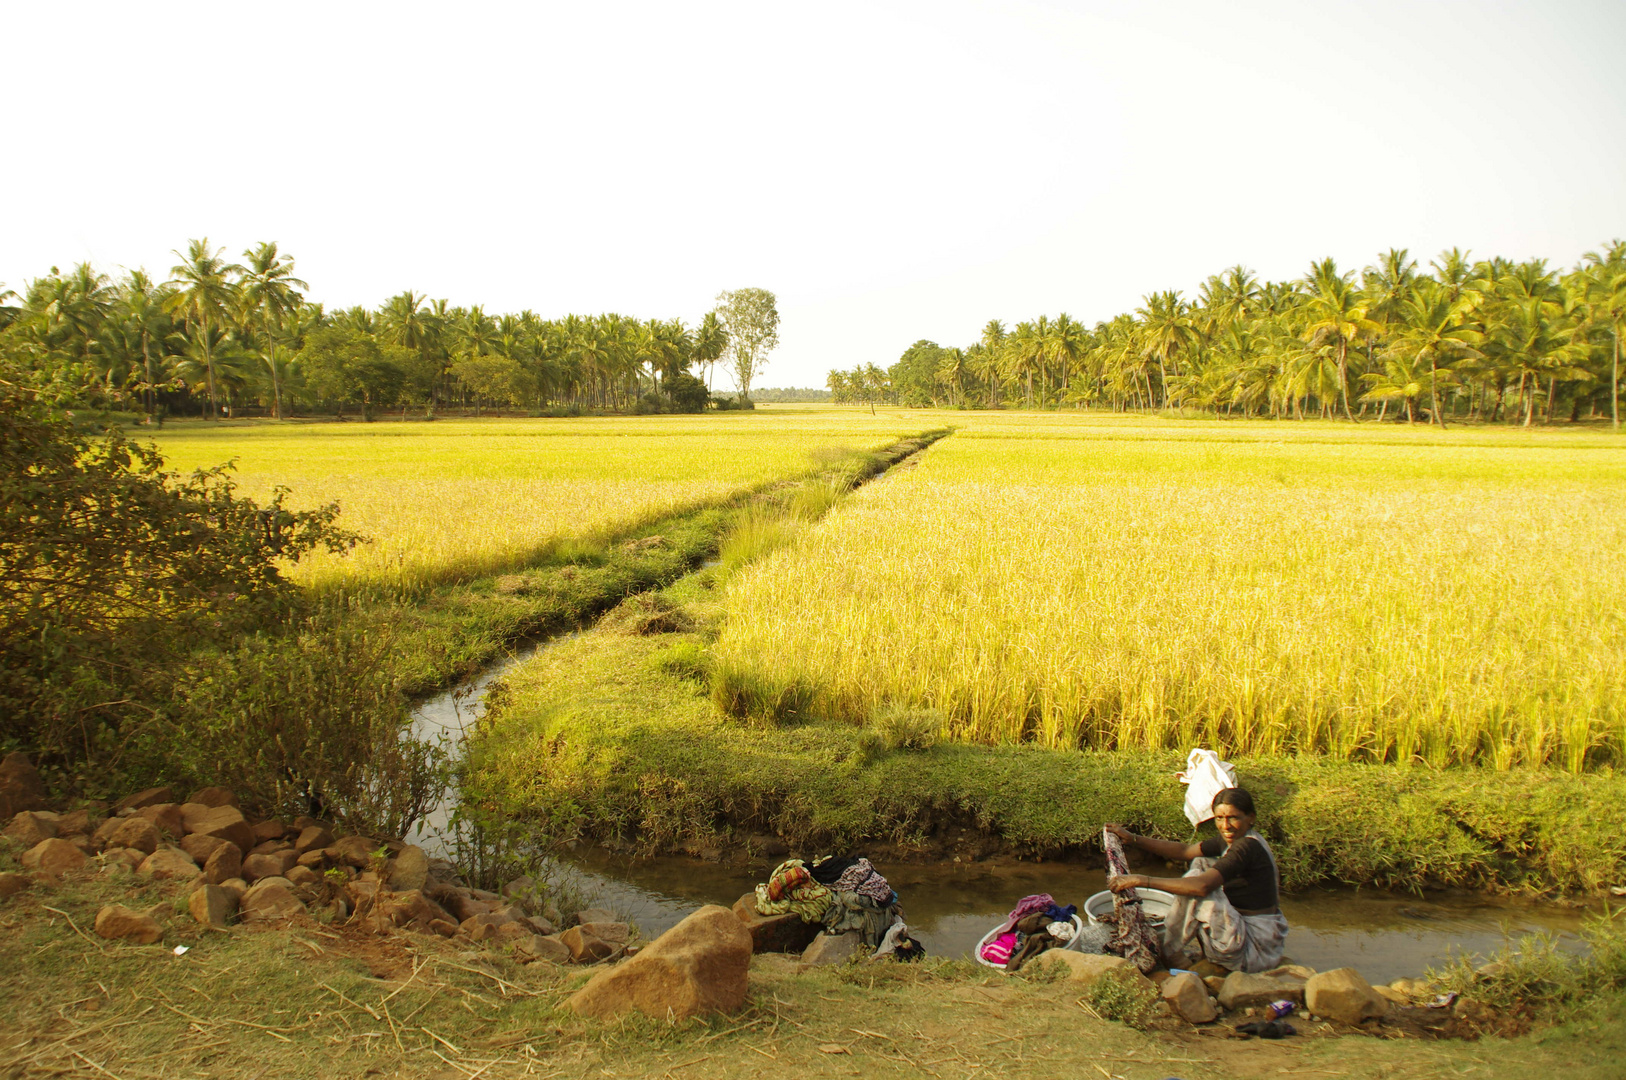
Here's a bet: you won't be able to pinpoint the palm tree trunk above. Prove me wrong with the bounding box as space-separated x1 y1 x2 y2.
1337 342 1355 421
1614 325 1621 430
1429 356 1444 428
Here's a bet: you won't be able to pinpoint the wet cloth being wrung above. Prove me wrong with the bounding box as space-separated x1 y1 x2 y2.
1102 828 1162 974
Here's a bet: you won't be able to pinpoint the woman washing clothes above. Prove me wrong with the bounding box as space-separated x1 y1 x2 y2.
1105 787 1289 973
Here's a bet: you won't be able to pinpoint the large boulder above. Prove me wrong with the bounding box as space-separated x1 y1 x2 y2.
139 847 202 883
184 806 255 856
566 904 751 1020
21 838 86 877
1030 951 1134 986
187 786 238 808
189 884 239 929
181 833 229 864
1161 971 1218 1023
1305 968 1388 1025
326 835 378 868
558 925 618 963
800 931 862 965
242 850 299 882
294 825 335 856
731 892 823 953
94 904 162 943
113 786 176 814
241 878 306 922
6 811 58 847
137 803 186 838
0 753 48 817
1218 969 1309 1011
251 819 288 845
105 817 161 856
55 808 96 837
517 934 572 964
388 845 429 892
203 842 243 885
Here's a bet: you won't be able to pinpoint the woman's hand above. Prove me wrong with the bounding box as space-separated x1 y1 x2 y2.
1107 874 1145 894
1105 824 1136 845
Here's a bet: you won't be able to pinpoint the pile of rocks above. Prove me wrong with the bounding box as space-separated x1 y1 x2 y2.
0 760 630 966
1031 949 1409 1029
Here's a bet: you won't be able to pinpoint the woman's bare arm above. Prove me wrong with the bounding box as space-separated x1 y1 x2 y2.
1105 824 1204 863
1108 868 1223 898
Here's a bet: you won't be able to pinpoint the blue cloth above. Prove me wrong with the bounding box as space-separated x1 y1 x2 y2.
1043 903 1078 923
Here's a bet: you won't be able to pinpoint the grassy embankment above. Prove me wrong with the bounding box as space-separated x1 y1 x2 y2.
3 853 1624 1080
471 415 1626 894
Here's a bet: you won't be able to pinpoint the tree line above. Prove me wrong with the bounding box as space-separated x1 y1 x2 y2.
830 243 1626 426
0 239 781 420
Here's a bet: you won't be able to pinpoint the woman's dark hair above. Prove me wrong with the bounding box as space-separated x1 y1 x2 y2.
1211 787 1256 816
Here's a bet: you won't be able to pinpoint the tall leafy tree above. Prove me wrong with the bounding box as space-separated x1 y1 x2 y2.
164 239 244 419
715 288 779 401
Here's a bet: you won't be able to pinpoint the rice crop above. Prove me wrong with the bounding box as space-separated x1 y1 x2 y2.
151 411 917 589
712 420 1626 771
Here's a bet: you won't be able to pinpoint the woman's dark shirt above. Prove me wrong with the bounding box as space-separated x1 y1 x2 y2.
1197 834 1279 911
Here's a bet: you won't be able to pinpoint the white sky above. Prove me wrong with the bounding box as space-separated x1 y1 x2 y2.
3 0 1623 390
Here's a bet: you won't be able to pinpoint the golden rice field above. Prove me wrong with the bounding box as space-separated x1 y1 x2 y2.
714 417 1626 771
152 410 920 589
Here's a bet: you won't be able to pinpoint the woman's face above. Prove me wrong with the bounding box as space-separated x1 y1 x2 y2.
1213 804 1255 844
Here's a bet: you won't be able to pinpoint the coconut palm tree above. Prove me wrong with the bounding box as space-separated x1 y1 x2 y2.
1298 259 1380 421
1378 281 1482 426
165 239 244 418
1135 291 1198 408
1580 241 1626 428
238 243 307 420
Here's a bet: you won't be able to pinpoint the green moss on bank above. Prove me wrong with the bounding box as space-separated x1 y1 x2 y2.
469 614 1626 896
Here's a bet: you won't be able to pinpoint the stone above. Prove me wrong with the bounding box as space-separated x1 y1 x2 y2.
388 845 429 892
560 924 617 962
384 890 452 930
0 753 49 817
500 876 535 899
55 808 95 837
185 806 254 855
1375 985 1409 1006
516 914 557 936
293 825 334 856
1030 950 1133 986
1218 970 1309 1011
181 833 228 863
137 803 186 837
1305 968 1388 1025
249 839 292 858
6 811 59 847
105 817 161 856
285 865 321 886
1388 977 1424 998
113 786 176 814
296 850 326 869
65 834 94 853
327 835 378 868
518 933 572 963
732 892 824 953
1203 974 1226 996
140 847 202 883
218 877 249 899
446 894 493 922
462 911 517 942
1261 963 1318 980
427 918 460 938
800 931 862 965
1161 971 1218 1024
251 819 287 844
242 851 298 881
203 842 243 886
22 837 86 877
573 907 616 927
95 904 163 943
566 905 751 1020
580 921 631 945
346 879 381 906
188 786 238 808
241 878 305 921
189 884 238 928
0 871 30 898
99 847 146 872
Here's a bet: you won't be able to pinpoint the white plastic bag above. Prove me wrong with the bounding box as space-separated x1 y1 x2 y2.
1177 748 1237 826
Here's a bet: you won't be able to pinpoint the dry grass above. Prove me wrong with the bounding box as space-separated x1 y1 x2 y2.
713 422 1626 770
150 412 920 590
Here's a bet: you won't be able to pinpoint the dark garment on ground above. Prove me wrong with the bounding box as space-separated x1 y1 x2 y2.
1005 913 1058 971
809 856 862 886
1198 835 1279 911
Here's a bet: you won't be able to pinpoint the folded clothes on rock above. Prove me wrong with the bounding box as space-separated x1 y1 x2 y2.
753 859 832 923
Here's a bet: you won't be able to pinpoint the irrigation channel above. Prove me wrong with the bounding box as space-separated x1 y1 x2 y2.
408 640 1593 986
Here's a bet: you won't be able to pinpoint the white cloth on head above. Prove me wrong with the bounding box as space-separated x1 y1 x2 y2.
1177 748 1238 826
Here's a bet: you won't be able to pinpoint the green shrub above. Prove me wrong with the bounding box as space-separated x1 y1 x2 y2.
872 705 944 750
1081 969 1160 1026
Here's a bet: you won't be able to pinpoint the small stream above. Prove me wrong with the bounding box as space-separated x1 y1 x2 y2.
408 635 1593 987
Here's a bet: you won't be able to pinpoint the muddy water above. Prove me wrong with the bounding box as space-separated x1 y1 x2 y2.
408 638 1592 986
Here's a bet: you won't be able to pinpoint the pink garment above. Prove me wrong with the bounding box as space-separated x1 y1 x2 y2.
980 931 1018 965
994 893 1056 936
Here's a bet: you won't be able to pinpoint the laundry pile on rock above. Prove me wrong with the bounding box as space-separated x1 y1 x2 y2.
977 892 1102 971
752 855 915 953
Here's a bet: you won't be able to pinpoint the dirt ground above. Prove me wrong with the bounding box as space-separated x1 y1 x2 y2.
2 867 1623 1080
